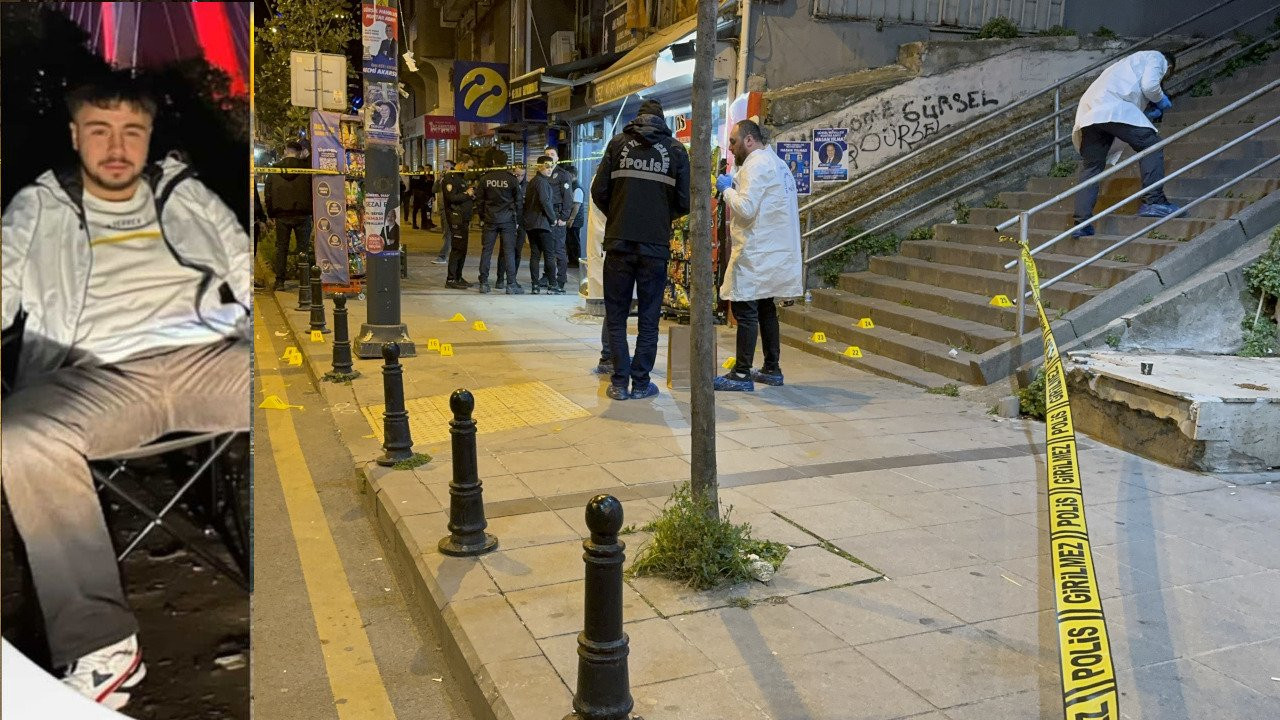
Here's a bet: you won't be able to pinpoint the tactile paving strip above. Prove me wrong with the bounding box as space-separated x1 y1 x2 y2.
361 381 591 444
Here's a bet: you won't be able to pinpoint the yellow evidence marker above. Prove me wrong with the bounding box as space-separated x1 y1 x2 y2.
843 346 863 358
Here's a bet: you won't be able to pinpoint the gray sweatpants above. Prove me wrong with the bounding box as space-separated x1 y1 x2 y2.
1 338 250 666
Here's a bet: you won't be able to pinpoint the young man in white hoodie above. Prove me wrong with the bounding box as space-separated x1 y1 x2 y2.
1071 50 1181 237
1 75 250 710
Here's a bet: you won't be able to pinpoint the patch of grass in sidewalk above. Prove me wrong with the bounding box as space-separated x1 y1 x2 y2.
926 383 961 397
628 483 789 591
392 453 432 470
322 371 360 384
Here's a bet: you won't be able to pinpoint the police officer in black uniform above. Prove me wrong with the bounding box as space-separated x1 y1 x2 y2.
544 145 574 292
477 149 525 294
443 157 476 289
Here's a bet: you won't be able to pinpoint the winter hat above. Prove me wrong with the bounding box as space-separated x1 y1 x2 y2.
637 98 665 118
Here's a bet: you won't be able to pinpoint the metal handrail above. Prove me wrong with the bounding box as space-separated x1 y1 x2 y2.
1036 153 1280 292
998 77 1280 249
796 0 1246 218
807 35 1280 268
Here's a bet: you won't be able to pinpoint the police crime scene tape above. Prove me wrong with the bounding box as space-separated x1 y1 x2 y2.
1008 236 1119 720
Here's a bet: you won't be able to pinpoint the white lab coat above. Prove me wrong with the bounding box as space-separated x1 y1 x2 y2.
1073 51 1169 158
720 147 804 302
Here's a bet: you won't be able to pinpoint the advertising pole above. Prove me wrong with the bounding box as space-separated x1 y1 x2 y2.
354 0 415 358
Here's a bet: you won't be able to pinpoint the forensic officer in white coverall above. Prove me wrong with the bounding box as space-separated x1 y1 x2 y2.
713 119 804 392
1071 50 1181 237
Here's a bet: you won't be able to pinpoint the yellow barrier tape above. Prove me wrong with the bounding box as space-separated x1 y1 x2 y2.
1007 236 1119 720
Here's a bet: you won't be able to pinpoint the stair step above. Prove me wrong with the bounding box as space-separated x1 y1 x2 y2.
968 206 1216 240
837 273 1036 331
1166 122 1280 142
778 303 980 383
935 223 1183 264
777 324 958 389
899 240 1143 288
1022 176 1278 206
867 254 1100 310
998 190 1251 219
1163 101 1280 127
808 287 1010 353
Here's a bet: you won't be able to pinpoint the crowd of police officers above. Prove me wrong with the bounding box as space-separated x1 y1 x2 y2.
409 145 584 295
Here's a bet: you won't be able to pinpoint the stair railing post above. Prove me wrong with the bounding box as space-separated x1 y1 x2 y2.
1053 88 1062 166
1016 211 1029 338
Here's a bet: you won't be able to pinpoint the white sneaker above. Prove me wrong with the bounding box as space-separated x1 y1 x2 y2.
62 634 147 708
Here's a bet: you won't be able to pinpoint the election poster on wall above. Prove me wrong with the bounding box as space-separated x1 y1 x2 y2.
775 141 811 196
361 4 397 80
365 81 400 144
310 110 349 284
364 193 390 255
812 128 848 183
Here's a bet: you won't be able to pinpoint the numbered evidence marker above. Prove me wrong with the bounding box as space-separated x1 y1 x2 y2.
282 347 303 366
448 313 467 322
857 318 875 329
259 394 303 410
811 331 827 343
440 343 455 357
722 358 736 369
427 338 441 351
843 346 863 358
990 294 1014 307
473 320 487 331
311 330 324 342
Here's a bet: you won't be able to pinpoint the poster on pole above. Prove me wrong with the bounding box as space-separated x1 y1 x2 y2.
812 128 848 183
361 4 397 79
313 177 350 284
775 141 811 196
310 110 347 173
364 81 400 144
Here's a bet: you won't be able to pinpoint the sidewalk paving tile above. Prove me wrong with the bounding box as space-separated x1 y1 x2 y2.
788 581 966 646
894 564 1049 623
974 608 1174 671
830 528 984 578
480 540 585 593
1113 658 1280 720
516 464 622 496
630 670 770 720
924 515 1044 563
482 510 579 550
1191 638 1280 698
602 455 692 484
858 624 1051 708
734 477 859 511
540 617 717 688
939 687 1065 720
866 489 1003 528
482 656 572 720
443 594 541 667
413 552 500 605
1102 586 1280 657
781 499 914 538
506 579 657 639
721 646 937 720
668 603 848 669
424 474 533 505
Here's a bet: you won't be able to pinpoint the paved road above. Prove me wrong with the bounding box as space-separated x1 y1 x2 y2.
251 295 475 720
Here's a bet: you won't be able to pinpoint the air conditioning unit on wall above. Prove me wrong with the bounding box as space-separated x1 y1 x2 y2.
550 30 577 66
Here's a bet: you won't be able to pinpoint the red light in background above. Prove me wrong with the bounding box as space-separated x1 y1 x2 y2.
192 3 246 96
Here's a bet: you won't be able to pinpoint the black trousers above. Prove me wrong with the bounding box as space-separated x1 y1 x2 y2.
411 191 431 228
603 251 667 389
480 223 516 285
550 225 569 288
447 212 471 282
497 226 524 286
730 298 782 376
527 229 557 287
273 216 312 283
1074 122 1169 223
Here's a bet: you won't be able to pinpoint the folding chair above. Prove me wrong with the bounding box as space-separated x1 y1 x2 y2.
93 431 251 591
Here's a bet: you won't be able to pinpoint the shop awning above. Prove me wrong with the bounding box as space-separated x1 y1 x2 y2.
589 14 699 107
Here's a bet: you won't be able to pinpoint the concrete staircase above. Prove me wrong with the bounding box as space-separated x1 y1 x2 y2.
780 57 1280 388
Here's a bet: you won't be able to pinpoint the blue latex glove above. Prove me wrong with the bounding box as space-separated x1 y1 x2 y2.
716 173 734 193
1156 94 1172 112
1144 106 1164 121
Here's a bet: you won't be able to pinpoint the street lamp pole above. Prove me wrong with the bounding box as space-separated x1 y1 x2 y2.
354 0 415 358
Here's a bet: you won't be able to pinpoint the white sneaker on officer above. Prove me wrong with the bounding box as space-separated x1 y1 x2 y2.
62 634 146 709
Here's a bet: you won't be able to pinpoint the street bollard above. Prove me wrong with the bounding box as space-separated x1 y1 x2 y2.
376 342 415 466
330 294 357 377
308 266 329 333
295 255 312 310
437 389 499 556
565 495 633 720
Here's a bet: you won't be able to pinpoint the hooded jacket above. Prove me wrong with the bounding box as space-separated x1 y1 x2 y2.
2 157 251 384
1073 51 1170 153
720 147 804 302
522 172 558 233
591 113 690 256
478 168 524 227
263 155 312 218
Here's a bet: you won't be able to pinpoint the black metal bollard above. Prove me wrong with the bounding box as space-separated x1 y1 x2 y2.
308 266 329 333
565 495 633 720
437 390 498 556
330 294 357 377
295 255 312 310
376 342 415 466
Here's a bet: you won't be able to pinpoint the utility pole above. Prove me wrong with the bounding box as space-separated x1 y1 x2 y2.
689 0 718 518
354 0 415 358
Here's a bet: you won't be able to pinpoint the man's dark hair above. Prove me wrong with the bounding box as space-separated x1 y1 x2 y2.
564 165 578 176
285 139 305 154
444 159 456 168
536 155 553 165
490 148 509 166
65 74 158 119
736 119 765 145
1161 51 1177 73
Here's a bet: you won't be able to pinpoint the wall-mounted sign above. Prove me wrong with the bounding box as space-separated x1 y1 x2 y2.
603 2 637 54
361 5 397 80
509 70 543 104
813 127 849 183
776 141 812 196
422 115 460 139
453 60 510 123
548 86 572 114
